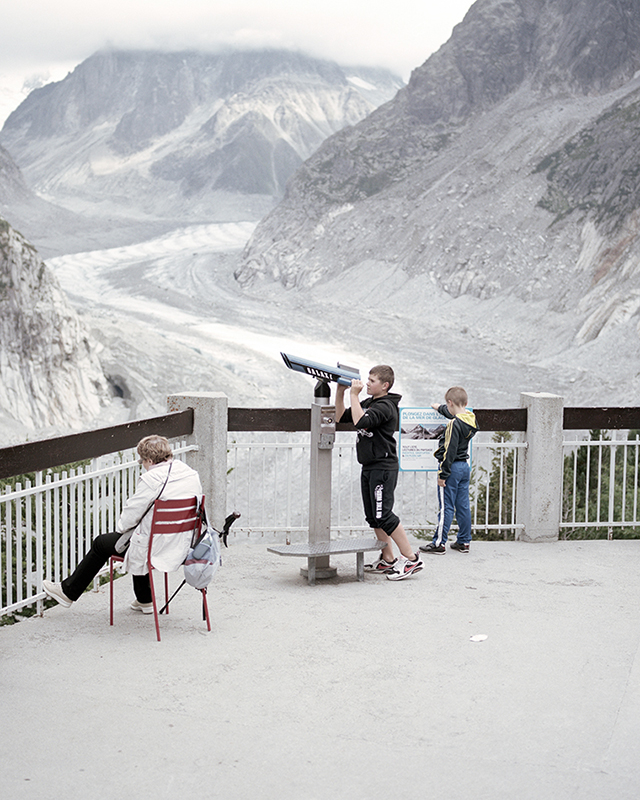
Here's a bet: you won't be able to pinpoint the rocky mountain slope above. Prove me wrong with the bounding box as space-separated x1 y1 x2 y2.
0 216 112 439
0 143 30 207
236 0 640 354
0 49 402 247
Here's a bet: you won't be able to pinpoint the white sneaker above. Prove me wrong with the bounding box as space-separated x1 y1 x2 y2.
130 599 154 614
386 553 424 581
42 580 73 608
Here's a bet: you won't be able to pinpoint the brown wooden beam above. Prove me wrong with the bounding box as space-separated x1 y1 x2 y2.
564 407 640 430
228 407 529 432
0 409 194 479
3 404 638 482
227 407 310 431
473 408 527 431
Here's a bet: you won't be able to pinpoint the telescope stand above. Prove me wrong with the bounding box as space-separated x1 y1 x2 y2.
300 379 337 581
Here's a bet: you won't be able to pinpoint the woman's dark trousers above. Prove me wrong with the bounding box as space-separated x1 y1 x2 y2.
61 532 152 603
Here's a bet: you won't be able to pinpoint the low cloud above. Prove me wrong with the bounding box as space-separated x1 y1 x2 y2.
1 0 474 79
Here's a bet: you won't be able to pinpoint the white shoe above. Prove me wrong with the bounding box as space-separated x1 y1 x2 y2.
130 599 154 614
386 553 424 581
42 580 73 608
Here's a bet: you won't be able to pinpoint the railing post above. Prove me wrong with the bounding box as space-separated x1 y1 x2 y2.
516 392 564 542
167 393 228 531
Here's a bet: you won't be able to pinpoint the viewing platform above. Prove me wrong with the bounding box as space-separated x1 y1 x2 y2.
2 537 639 799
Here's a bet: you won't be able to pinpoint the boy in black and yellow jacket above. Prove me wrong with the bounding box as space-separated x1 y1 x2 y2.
420 386 478 554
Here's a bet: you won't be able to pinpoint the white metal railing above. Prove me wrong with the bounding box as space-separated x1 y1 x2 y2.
562 432 640 537
226 432 526 540
5 429 638 619
0 442 195 619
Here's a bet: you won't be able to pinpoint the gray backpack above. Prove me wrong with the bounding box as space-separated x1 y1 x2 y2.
183 523 221 589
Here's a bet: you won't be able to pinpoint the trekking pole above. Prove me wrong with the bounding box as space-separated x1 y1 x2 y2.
159 580 186 614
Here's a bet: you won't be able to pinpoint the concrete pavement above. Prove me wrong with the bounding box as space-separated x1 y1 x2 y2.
1 537 639 799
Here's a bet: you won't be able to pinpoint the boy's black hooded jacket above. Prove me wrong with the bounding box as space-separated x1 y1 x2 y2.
340 392 402 469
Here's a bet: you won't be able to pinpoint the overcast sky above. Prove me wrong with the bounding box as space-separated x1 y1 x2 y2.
0 0 475 124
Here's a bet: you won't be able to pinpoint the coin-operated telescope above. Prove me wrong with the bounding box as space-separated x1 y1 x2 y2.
280 352 360 386
280 351 360 583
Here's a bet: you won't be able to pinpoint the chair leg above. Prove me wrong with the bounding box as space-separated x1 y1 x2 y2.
149 569 161 642
201 589 211 632
109 557 114 626
145 569 209 640
164 572 169 614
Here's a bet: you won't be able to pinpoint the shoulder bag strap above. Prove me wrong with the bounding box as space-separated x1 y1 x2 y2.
114 460 174 553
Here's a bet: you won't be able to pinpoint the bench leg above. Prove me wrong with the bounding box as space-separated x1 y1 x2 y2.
356 551 365 581
308 557 316 586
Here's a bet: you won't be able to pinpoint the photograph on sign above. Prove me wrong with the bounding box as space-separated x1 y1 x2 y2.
399 407 474 472
399 408 446 472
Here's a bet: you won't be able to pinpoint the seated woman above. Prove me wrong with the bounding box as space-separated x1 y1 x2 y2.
43 435 203 614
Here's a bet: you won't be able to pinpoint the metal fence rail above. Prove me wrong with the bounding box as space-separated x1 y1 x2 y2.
226 433 527 539
562 432 640 537
227 432 640 541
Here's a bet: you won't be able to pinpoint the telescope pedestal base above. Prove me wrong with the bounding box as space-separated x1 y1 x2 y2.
268 538 383 585
300 564 338 583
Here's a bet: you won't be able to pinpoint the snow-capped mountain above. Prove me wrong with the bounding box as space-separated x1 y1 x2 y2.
0 49 402 253
0 49 404 441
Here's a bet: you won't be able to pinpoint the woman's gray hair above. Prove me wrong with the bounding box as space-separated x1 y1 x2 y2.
137 435 173 464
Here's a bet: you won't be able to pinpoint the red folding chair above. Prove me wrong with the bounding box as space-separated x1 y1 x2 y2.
109 496 208 641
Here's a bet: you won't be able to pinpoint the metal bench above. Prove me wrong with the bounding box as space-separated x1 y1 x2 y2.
268 537 383 585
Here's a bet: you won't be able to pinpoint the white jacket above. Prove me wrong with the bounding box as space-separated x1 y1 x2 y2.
119 459 203 576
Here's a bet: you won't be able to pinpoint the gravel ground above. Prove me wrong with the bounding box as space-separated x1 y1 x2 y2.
1 537 639 799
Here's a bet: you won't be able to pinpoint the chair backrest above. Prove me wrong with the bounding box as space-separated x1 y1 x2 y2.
147 496 202 572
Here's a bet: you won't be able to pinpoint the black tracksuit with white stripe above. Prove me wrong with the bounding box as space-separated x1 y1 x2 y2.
340 393 402 535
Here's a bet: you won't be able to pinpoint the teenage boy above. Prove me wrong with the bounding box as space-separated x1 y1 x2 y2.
335 365 423 581
420 386 478 554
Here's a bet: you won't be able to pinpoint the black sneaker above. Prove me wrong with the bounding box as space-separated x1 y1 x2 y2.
450 541 470 553
419 543 446 555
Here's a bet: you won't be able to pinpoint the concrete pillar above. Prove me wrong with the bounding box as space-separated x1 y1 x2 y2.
516 392 564 542
167 392 228 531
